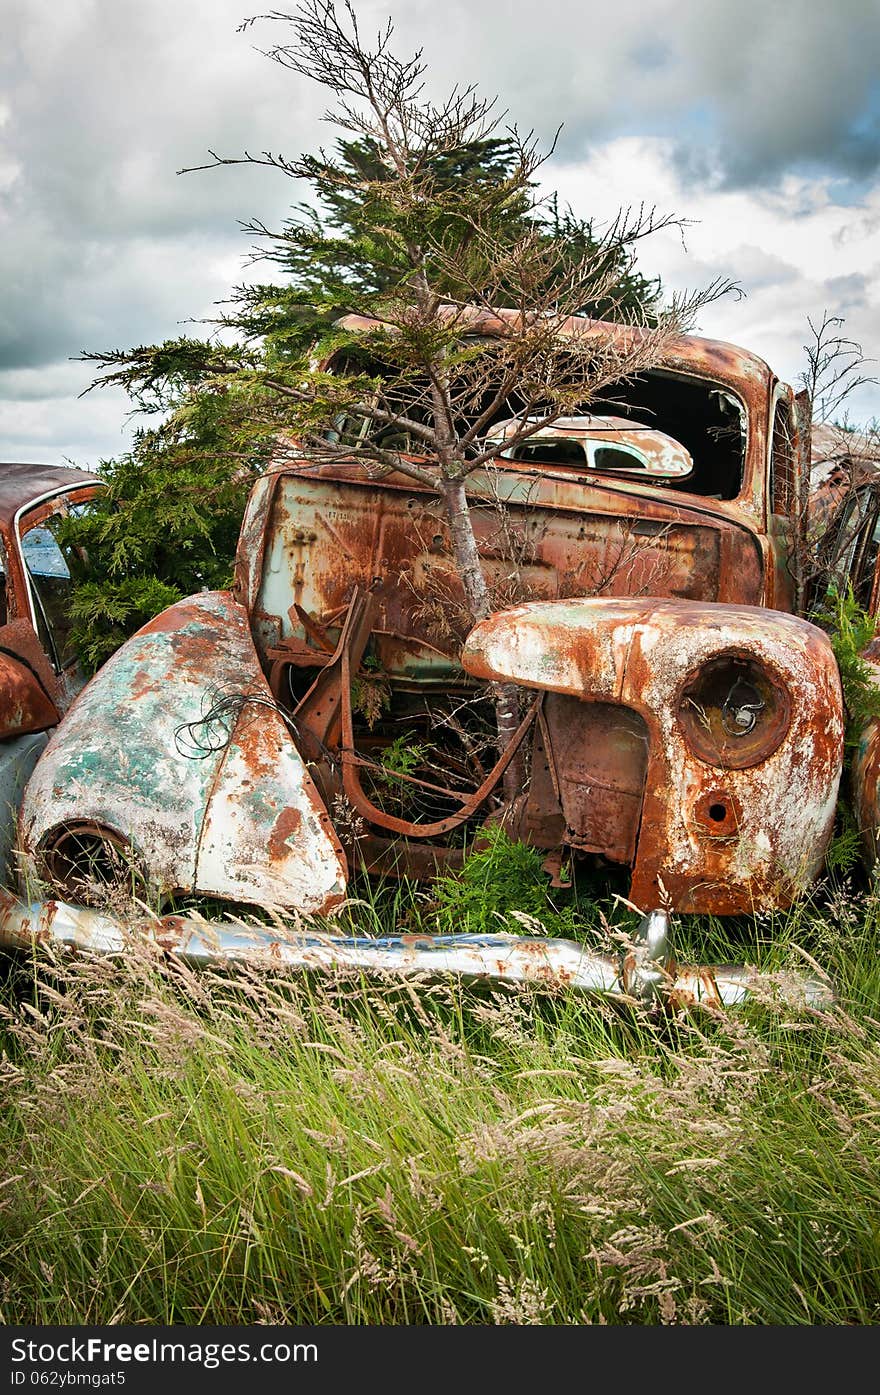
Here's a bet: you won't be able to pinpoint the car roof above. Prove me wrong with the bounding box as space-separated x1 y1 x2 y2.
333 308 776 398
0 462 101 527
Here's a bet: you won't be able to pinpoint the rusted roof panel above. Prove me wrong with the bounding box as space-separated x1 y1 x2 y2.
0 462 100 526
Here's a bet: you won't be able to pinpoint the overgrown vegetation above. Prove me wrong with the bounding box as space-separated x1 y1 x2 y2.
2 868 879 1325
434 824 584 936
817 584 880 746
54 429 258 671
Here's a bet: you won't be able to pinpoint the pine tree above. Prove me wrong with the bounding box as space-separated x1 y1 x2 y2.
69 0 723 771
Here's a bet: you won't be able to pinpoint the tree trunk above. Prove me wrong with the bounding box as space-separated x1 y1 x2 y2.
441 473 524 801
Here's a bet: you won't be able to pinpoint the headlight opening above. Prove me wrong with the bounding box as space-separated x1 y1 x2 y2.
676 651 791 769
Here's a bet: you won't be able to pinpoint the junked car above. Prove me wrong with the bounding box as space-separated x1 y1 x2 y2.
0 319 857 1006
0 462 102 881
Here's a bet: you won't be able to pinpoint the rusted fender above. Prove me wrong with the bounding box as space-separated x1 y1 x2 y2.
463 597 844 914
18 592 347 914
0 890 832 1011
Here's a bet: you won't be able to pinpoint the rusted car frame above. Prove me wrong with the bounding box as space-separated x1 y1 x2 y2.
5 320 855 1004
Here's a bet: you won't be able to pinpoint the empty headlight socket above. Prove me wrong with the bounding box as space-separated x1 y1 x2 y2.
675 650 791 769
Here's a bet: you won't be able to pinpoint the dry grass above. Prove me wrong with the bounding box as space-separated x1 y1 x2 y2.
1 874 879 1325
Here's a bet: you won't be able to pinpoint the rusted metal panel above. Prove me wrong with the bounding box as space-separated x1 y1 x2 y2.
852 639 880 866
0 618 61 737
0 652 58 740
535 695 648 862
852 714 880 868
19 591 347 914
251 469 766 693
0 889 832 1010
463 596 844 913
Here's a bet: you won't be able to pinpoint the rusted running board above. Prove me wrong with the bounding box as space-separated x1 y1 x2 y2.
0 891 832 1010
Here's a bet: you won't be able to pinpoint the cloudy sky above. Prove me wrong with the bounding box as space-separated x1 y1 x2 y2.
2 0 879 466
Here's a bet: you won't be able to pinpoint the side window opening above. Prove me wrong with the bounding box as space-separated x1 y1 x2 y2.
770 398 797 516
509 439 587 466
19 523 76 672
592 445 648 472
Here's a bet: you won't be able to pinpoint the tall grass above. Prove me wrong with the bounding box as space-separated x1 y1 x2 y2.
1 869 879 1325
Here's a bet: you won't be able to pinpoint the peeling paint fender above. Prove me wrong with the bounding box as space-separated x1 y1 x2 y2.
18 592 347 914
463 597 845 913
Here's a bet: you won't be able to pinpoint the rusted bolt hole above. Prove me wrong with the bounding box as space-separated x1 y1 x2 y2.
694 789 742 839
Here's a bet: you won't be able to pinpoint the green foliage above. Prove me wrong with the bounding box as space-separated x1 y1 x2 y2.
434 824 579 935
54 427 259 670
376 730 429 784
825 801 864 876
816 583 880 746
252 138 660 331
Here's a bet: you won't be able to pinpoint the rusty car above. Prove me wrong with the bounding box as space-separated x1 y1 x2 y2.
0 318 857 1007
0 461 102 882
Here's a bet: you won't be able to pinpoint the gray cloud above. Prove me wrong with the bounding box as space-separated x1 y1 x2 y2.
384 0 880 183
1 0 879 462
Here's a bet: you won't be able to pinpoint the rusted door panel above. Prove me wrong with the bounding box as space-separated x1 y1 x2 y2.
0 619 60 738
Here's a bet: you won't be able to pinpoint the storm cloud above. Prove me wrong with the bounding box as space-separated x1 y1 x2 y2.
1 0 878 463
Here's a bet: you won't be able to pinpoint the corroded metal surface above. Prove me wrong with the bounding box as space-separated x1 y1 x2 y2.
852 637 880 867
248 470 766 690
19 591 347 913
0 463 99 529
463 597 844 913
0 889 833 1010
0 618 61 738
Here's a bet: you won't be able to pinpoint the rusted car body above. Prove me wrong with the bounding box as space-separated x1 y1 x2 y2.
807 437 880 870
15 317 848 941
0 462 102 881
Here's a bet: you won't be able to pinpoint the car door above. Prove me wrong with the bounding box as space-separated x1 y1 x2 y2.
0 486 99 886
16 499 92 708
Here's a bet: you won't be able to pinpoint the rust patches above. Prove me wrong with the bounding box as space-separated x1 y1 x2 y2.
268 806 303 862
693 789 743 839
0 646 59 737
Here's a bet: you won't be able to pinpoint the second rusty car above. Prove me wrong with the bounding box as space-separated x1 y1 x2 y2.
0 461 103 881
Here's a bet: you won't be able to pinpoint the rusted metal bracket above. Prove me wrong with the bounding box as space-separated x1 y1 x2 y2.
292 586 379 760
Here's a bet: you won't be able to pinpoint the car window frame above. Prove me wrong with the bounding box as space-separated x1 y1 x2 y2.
14 482 100 678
